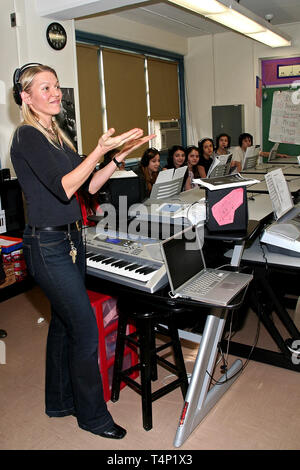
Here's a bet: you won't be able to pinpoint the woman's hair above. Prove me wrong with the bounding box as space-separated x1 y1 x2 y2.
165 145 186 169
215 133 231 150
140 147 160 167
185 145 199 158
139 148 160 195
198 138 214 158
238 133 253 147
17 64 76 151
185 145 200 178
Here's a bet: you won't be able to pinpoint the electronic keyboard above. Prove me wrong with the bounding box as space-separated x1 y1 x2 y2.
84 229 167 293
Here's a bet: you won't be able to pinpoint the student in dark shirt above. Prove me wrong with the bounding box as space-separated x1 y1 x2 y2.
214 133 231 156
135 147 161 199
163 145 191 190
185 145 200 188
10 63 153 440
198 138 214 177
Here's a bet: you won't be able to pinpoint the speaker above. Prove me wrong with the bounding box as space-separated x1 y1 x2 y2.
0 179 25 233
13 62 43 106
206 186 248 232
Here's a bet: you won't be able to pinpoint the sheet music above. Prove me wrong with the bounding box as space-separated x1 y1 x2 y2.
269 91 300 144
174 166 187 179
155 168 174 183
110 170 138 178
264 168 294 219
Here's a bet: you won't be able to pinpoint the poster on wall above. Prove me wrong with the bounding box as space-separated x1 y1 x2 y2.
256 76 262 108
56 88 78 150
269 90 300 144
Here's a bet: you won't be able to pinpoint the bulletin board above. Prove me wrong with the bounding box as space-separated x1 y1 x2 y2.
262 86 300 156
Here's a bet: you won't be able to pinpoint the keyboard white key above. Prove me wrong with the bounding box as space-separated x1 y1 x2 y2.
86 253 158 283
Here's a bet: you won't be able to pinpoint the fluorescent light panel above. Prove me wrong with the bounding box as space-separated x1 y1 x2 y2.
168 0 227 15
168 0 291 48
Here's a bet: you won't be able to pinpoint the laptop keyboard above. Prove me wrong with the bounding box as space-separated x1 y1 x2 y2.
181 271 226 296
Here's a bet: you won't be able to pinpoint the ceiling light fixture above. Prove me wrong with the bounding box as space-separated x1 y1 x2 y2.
168 0 291 47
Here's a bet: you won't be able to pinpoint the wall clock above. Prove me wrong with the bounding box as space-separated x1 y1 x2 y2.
46 22 67 51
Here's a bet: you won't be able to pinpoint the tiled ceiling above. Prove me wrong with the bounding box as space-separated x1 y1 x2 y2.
114 0 300 37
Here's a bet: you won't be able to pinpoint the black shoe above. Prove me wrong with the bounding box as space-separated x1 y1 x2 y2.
97 423 127 440
285 338 300 354
0 329 7 338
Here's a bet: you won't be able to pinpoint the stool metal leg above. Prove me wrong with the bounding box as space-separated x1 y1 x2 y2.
150 323 158 381
168 322 189 398
137 316 154 431
111 312 127 402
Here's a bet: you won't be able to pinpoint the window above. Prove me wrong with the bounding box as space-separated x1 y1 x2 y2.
76 31 186 157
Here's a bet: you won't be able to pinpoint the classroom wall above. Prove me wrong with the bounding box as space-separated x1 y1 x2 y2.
75 15 188 56
185 23 300 147
1 1 300 172
0 0 79 172
76 14 300 149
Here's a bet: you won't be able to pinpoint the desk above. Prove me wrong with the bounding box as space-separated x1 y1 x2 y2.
86 275 249 448
205 219 261 268
242 164 300 176
247 176 300 195
224 236 300 372
268 156 299 164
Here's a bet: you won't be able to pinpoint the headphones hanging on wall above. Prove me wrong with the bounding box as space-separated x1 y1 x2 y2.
13 62 43 106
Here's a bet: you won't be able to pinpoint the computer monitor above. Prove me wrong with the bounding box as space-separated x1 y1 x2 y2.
105 172 142 216
0 179 25 233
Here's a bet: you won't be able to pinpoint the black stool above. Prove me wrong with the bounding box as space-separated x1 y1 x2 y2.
111 299 189 431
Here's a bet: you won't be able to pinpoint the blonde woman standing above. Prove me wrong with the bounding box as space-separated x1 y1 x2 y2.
11 63 153 439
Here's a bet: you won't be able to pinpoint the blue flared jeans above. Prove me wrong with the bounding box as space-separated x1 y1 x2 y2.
22 225 114 433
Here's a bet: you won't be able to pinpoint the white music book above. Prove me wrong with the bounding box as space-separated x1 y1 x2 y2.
264 168 294 220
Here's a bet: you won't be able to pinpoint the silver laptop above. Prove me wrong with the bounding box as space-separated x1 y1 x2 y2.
160 226 253 306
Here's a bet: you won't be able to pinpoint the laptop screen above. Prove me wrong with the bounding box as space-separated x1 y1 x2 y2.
161 226 205 292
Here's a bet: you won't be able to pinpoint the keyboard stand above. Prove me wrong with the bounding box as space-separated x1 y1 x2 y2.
223 237 300 372
173 297 245 448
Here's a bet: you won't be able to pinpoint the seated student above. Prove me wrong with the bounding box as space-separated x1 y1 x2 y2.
163 145 191 190
232 133 289 173
231 133 253 173
198 138 214 178
214 133 231 156
185 145 200 189
135 147 161 199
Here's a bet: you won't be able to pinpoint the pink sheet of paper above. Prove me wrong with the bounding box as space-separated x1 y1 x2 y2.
211 188 244 226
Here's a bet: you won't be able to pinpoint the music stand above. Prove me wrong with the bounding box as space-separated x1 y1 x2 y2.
242 146 260 170
207 154 232 178
150 167 187 200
